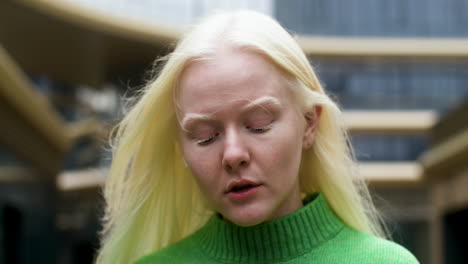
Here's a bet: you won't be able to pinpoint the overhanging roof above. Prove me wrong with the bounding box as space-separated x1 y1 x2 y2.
2 0 468 86
0 46 68 176
0 0 180 86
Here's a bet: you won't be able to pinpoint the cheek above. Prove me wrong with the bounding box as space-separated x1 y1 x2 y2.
180 142 220 189
275 141 303 174
268 121 305 174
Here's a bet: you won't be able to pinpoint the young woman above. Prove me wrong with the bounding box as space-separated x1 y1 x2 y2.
96 10 419 264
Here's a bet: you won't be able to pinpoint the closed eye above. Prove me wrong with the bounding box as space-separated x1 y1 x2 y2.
246 123 272 133
195 132 220 146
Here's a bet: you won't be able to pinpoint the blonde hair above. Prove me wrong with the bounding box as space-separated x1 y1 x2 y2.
97 10 386 264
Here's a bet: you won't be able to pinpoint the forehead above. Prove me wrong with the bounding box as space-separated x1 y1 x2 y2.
177 47 292 114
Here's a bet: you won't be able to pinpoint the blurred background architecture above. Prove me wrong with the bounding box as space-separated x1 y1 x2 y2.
0 0 467 263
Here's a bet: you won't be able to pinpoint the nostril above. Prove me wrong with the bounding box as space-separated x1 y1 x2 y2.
224 160 248 172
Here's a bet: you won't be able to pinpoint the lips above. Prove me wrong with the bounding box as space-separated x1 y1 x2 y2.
226 179 260 193
225 179 262 200
230 184 256 192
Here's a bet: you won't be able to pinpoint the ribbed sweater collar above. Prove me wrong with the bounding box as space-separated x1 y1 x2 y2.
195 193 344 263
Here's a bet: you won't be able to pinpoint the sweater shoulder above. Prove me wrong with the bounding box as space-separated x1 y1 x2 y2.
135 231 208 264
331 227 420 264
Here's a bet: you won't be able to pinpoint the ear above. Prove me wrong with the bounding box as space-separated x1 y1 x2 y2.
303 105 322 150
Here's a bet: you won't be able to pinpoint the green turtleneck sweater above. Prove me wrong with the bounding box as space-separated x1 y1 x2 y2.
137 194 419 263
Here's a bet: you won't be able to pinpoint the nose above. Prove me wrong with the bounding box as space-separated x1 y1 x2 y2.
222 128 250 172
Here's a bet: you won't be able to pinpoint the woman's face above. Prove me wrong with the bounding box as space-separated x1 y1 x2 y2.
177 47 319 226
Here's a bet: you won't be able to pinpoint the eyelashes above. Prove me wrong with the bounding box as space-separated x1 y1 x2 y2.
193 123 273 146
245 123 273 133
195 132 220 146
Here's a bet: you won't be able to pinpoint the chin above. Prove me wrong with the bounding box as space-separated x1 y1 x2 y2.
223 209 269 227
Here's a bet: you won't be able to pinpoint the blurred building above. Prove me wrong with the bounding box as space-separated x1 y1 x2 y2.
275 1 468 264
0 0 467 263
422 101 468 264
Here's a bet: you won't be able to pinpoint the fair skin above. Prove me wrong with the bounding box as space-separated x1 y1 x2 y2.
177 46 321 226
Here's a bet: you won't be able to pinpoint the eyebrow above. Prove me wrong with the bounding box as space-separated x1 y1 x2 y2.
180 113 215 131
180 96 282 130
241 96 282 112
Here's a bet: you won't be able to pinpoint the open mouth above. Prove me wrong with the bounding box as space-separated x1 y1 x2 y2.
230 183 257 193
226 182 261 200
225 179 262 200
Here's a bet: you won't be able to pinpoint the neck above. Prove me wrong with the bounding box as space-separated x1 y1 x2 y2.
194 193 344 263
